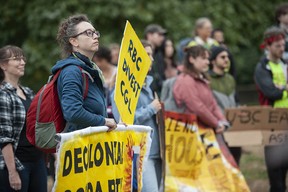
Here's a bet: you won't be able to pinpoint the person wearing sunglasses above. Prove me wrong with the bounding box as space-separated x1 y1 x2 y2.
208 46 242 165
0 45 47 191
52 14 117 133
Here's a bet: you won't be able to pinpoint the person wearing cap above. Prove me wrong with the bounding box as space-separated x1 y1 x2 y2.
144 24 167 50
208 46 242 165
254 26 287 192
144 24 167 97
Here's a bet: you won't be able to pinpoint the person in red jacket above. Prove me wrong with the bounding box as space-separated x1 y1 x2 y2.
173 45 229 132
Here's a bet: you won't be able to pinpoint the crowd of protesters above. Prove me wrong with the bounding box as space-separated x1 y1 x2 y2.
0 2 288 192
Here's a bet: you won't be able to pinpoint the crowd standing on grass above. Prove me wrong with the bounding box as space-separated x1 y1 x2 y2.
1 3 288 192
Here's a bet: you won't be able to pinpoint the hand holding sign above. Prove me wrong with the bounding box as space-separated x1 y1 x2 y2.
105 118 117 132
151 99 162 113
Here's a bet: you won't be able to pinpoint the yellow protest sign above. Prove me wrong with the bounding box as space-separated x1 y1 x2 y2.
114 21 151 124
164 112 250 192
53 125 151 192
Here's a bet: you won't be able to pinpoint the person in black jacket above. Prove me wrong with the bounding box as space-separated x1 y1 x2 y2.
144 24 167 97
255 26 287 192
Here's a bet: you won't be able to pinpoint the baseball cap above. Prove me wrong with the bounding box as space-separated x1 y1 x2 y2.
144 24 167 36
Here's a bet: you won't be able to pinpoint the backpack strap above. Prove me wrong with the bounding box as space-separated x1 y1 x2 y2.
77 66 94 99
53 66 91 100
48 69 62 83
81 69 89 99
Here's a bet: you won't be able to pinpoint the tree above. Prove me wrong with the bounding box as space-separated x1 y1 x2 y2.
0 0 285 91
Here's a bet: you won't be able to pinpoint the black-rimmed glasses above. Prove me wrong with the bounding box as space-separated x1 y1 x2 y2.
73 29 100 38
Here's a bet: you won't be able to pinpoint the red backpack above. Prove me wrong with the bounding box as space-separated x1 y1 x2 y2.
26 66 89 153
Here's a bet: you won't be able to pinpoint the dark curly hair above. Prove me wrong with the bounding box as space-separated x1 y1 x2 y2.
56 14 91 58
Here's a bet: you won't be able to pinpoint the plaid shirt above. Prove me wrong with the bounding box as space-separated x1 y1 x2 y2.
0 82 34 171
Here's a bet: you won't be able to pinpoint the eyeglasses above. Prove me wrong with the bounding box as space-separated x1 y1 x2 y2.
73 29 100 38
2 56 26 62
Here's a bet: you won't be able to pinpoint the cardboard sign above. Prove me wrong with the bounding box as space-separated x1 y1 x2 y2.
224 106 288 146
114 21 151 124
225 106 288 131
224 130 288 146
263 130 288 145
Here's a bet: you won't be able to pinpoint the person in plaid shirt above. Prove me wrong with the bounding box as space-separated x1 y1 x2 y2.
0 45 47 192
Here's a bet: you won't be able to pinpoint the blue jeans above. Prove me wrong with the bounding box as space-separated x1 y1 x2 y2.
0 168 15 192
142 158 162 192
0 158 48 192
19 158 47 192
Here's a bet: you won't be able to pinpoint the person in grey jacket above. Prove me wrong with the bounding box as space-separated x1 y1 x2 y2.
111 40 162 192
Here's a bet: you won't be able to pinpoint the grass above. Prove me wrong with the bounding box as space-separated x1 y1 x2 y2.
240 152 268 180
239 147 269 192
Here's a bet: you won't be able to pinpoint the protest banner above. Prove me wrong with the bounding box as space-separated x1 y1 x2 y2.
224 106 288 146
114 21 151 124
164 111 250 192
52 125 152 192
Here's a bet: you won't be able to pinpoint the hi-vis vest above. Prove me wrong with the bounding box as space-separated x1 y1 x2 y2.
268 61 288 107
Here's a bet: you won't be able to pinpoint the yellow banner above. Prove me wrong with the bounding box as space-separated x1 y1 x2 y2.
53 126 151 192
114 21 151 124
164 112 250 192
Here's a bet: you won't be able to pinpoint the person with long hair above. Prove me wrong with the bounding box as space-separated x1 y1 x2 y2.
161 38 178 79
0 45 47 192
173 45 228 133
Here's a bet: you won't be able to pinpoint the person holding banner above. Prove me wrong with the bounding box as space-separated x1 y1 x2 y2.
111 40 162 192
0 45 47 192
53 14 117 132
136 40 162 192
173 45 229 133
255 26 288 192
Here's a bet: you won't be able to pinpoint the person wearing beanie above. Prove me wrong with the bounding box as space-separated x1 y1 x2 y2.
208 45 242 165
209 46 227 61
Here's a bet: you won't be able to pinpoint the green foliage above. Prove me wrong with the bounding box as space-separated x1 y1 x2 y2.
0 0 286 91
